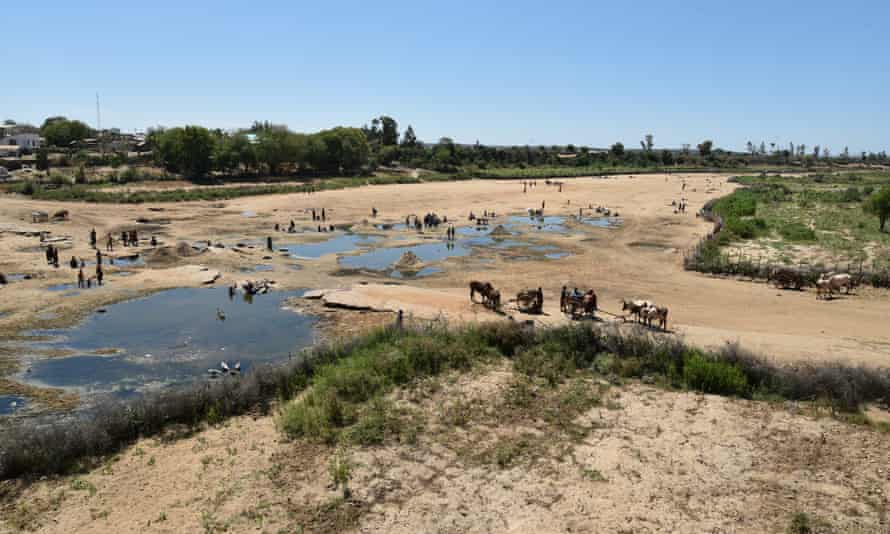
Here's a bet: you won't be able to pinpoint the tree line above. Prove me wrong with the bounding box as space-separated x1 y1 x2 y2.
14 115 890 181
147 123 369 179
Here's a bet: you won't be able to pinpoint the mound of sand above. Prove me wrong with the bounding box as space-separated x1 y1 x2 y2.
489 224 511 236
393 251 422 271
144 241 204 266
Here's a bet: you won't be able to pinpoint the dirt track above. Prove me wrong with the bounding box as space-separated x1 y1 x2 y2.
2 173 889 374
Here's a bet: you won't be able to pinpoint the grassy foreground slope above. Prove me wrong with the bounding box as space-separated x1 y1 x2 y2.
2 322 889 533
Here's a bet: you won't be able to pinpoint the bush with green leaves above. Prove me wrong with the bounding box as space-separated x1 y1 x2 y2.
778 222 816 242
682 351 749 396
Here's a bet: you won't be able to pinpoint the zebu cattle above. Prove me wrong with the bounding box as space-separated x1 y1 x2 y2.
621 299 654 323
469 280 500 310
824 273 854 294
641 305 669 330
815 275 833 300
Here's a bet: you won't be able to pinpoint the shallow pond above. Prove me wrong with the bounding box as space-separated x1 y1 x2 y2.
389 267 443 279
339 240 473 271
47 283 81 293
375 222 410 231
20 288 317 400
507 215 568 233
241 264 274 273
282 234 382 259
0 395 26 415
581 217 623 229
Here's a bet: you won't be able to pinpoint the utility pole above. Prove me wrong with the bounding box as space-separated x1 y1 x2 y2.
96 93 104 156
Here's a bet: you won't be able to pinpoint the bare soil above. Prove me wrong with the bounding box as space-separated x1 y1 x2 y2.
3 363 888 533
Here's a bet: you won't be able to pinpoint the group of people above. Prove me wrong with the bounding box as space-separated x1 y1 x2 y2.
468 210 497 221
445 225 458 241
311 208 326 222
405 213 446 231
45 244 60 268
77 264 103 288
521 180 538 193
672 199 688 214
120 230 139 247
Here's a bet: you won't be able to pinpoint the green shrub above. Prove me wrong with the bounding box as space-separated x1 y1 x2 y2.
713 189 757 218
313 354 389 404
840 186 862 202
278 390 350 443
778 222 816 242
345 397 421 446
682 351 749 396
787 512 812 534
725 216 767 239
514 344 575 386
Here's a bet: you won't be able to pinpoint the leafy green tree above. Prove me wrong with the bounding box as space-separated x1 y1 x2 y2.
308 127 369 174
256 128 304 175
644 134 654 152
378 145 400 165
697 140 713 157
154 126 215 179
431 137 458 170
609 142 625 158
35 149 49 171
864 186 890 232
661 150 674 165
214 133 247 174
401 125 418 148
378 116 398 146
40 117 91 147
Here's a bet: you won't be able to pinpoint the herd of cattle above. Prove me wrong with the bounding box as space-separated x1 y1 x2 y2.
469 280 670 331
768 267 858 299
470 271 853 330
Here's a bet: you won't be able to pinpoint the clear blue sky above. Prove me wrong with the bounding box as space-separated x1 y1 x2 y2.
4 0 888 153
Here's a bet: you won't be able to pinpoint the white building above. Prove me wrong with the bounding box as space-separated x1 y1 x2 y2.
0 145 22 157
0 133 42 151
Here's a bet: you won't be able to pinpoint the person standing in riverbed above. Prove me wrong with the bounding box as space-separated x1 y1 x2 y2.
96 265 104 286
77 268 85 288
96 249 102 266
89 228 97 248
106 234 113 252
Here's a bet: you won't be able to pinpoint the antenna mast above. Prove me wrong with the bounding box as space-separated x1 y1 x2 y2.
96 93 103 155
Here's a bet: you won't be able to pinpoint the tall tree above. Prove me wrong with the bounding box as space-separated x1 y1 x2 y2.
610 142 625 158
40 117 91 147
864 186 890 232
644 134 654 152
154 126 215 179
400 125 418 147
378 116 398 146
697 140 713 157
